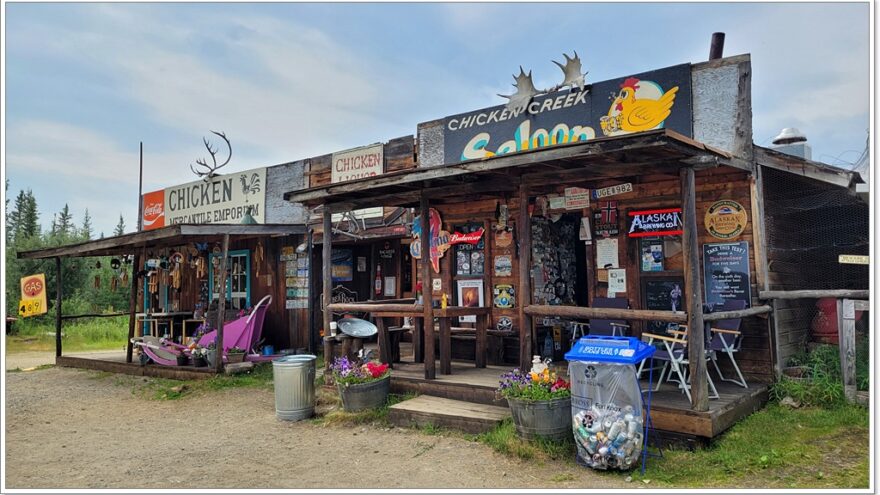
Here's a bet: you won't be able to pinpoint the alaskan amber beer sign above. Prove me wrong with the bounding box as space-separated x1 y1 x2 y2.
19 274 48 318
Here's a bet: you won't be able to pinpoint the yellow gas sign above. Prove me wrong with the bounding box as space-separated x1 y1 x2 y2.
18 274 48 318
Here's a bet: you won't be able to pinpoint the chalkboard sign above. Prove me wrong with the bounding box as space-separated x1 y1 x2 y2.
702 241 751 308
642 278 684 333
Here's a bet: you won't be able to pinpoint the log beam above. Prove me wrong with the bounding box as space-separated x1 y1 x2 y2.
681 167 708 412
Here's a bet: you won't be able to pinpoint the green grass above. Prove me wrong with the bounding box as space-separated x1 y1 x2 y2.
477 418 576 462
475 403 867 489
6 316 128 353
633 403 869 488
314 391 417 427
135 362 276 400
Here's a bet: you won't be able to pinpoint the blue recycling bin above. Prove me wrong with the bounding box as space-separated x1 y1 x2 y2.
565 336 656 472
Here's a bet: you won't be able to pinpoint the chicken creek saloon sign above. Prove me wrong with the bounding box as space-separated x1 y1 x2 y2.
441 62 693 164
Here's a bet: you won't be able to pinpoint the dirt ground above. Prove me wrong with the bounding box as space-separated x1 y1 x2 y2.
5 366 629 490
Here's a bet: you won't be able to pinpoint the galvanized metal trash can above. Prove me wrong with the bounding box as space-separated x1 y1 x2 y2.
273 354 317 421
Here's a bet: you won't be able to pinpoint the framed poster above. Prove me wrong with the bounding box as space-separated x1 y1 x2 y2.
702 241 751 308
357 256 367 272
456 279 484 323
494 255 513 277
493 284 516 309
640 238 664 272
383 276 397 297
331 249 353 282
642 277 684 334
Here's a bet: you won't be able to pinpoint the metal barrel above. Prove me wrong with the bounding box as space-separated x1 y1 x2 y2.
338 375 390 412
508 397 572 442
272 354 317 421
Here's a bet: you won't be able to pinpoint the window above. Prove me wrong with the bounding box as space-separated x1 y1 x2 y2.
209 250 251 310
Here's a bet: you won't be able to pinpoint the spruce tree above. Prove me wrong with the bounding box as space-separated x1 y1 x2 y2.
81 209 93 240
114 214 126 236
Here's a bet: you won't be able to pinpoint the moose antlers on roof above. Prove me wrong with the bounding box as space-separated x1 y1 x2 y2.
190 130 232 180
498 51 588 112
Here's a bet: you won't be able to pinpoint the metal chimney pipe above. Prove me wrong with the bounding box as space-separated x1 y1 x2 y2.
709 32 725 60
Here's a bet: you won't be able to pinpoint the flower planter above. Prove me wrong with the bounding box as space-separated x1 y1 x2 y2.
227 352 245 364
192 356 207 368
176 354 190 366
206 349 218 368
337 375 390 412
507 396 572 442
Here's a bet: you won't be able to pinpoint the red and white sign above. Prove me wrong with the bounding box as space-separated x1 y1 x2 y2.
331 144 384 183
564 187 591 210
331 143 385 221
449 228 485 245
142 189 166 230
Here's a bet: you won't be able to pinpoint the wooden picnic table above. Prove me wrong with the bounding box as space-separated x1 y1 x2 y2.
326 303 490 376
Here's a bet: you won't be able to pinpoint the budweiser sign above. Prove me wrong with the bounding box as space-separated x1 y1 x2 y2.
449 228 484 245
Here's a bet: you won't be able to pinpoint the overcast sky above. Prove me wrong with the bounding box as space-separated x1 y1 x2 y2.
4 2 870 236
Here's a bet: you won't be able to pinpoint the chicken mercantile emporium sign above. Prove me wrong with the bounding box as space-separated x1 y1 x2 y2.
142 167 267 231
441 63 693 164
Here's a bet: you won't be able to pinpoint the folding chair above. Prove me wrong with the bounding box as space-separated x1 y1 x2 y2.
707 300 749 388
570 297 630 346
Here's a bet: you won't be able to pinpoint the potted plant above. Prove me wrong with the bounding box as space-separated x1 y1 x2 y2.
205 341 218 368
498 361 572 442
330 356 390 412
176 352 190 367
227 346 246 363
191 346 208 367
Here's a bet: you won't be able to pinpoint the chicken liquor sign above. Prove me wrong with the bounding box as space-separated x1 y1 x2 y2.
442 62 692 164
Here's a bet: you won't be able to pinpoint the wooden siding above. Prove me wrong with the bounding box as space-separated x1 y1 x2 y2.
136 234 311 352
417 166 774 380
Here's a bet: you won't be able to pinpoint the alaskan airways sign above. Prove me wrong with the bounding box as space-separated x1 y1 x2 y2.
441 63 692 164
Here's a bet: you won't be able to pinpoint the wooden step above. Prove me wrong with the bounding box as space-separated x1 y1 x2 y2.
389 395 510 434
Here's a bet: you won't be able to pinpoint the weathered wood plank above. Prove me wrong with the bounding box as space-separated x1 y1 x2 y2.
760 290 869 300
524 304 688 323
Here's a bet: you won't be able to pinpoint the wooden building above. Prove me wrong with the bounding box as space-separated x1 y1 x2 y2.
285 52 868 438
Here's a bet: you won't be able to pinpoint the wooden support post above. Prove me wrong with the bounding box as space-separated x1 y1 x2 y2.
420 194 435 379
215 234 230 373
55 257 63 358
322 207 333 355
439 317 451 375
837 298 857 402
375 316 391 367
517 184 532 368
681 167 708 412
475 313 487 368
306 229 315 354
125 253 140 363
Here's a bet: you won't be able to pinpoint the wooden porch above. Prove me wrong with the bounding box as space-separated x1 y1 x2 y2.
55 350 216 380
387 356 769 441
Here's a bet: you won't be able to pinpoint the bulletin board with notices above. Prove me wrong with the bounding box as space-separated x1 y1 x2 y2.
282 246 309 309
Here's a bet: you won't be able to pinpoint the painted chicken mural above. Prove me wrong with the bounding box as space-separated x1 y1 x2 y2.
599 77 679 136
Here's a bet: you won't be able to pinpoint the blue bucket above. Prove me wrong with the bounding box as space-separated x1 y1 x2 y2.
262 345 275 356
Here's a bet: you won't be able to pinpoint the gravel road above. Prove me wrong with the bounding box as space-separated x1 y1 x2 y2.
5 366 628 490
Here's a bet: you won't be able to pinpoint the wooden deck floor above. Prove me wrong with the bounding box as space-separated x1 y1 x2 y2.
57 351 216 380
387 347 769 439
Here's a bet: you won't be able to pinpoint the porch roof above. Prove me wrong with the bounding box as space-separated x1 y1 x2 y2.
17 223 306 259
284 129 742 210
